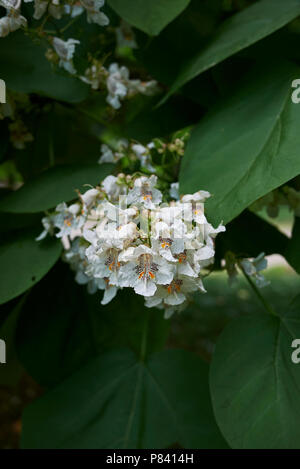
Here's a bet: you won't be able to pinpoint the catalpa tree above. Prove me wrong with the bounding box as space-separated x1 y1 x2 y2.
0 0 300 450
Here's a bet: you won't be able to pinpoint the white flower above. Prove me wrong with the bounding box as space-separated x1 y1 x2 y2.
118 245 175 297
80 0 109 26
129 80 158 96
105 63 158 109
36 214 56 241
128 175 162 209
116 21 137 49
81 188 100 209
101 174 127 201
170 182 179 200
98 278 118 305
0 11 26 37
32 0 48 19
151 220 185 262
132 143 155 172
103 201 137 226
85 245 123 285
64 4 84 17
181 190 211 204
54 202 85 238
106 63 129 109
99 144 116 164
53 37 80 75
80 61 106 90
240 252 270 288
174 249 201 278
48 0 63 19
145 275 205 309
99 140 128 165
0 0 21 9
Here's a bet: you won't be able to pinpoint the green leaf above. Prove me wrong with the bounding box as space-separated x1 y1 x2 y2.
0 31 88 103
285 217 300 274
116 95 199 142
0 163 113 213
210 295 300 449
16 262 169 387
161 0 300 102
21 348 227 449
180 62 300 225
0 228 61 305
108 0 190 36
135 0 223 89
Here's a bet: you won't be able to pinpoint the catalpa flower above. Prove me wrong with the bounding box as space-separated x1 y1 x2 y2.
52 37 80 75
240 252 270 288
37 173 225 317
127 175 162 210
0 9 26 37
105 63 158 110
118 245 175 297
80 0 109 26
54 202 85 238
24 0 64 20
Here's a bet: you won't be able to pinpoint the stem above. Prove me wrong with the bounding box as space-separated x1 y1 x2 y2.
60 16 80 34
241 268 277 317
39 14 50 33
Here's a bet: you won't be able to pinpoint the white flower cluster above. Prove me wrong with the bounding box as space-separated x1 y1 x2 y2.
99 134 188 172
0 0 27 37
0 0 109 37
37 174 225 318
99 139 156 172
48 40 158 107
24 0 109 23
81 62 158 109
24 0 63 20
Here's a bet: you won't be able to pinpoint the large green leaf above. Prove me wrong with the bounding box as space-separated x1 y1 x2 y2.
285 217 300 274
0 32 88 103
16 262 169 387
108 0 190 36
161 0 300 103
0 163 113 213
21 348 227 449
210 296 300 449
0 228 61 305
180 62 300 225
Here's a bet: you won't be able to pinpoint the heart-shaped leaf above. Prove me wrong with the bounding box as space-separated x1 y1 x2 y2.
16 262 169 387
108 0 190 36
0 164 113 213
22 348 227 449
0 228 61 305
161 0 300 103
180 62 300 225
210 296 300 449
